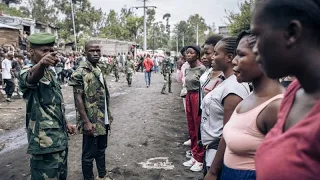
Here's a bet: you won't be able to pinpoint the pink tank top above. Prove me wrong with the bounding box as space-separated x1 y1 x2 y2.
223 94 284 170
255 80 320 180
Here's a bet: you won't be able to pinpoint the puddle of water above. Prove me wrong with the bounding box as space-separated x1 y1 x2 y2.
139 157 175 170
110 92 128 97
0 127 27 154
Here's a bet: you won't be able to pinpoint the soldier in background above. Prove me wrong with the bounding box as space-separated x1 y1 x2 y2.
111 54 120 82
69 40 113 180
161 51 174 94
19 33 76 180
124 54 135 87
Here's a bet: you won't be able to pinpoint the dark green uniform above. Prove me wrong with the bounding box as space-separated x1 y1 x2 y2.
69 60 113 180
111 57 120 82
19 33 69 180
161 57 173 94
69 60 113 135
19 52 69 180
125 59 135 86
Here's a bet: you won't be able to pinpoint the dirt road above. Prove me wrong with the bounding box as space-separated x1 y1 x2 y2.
0 72 202 180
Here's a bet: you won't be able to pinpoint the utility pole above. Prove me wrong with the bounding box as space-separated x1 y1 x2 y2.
176 36 179 54
152 24 155 53
132 0 156 51
182 32 185 48
70 0 77 51
196 23 199 46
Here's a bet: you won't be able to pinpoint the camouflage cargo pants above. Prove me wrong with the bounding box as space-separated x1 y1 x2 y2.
114 70 120 82
29 149 68 180
161 73 172 93
126 73 133 86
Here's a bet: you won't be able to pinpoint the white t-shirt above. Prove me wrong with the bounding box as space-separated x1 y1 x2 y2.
181 62 190 87
199 68 213 101
1 59 12 79
201 75 250 145
200 75 250 165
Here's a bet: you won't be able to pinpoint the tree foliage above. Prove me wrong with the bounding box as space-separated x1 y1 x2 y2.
225 0 254 36
171 14 213 51
28 0 57 23
1 0 218 52
0 3 27 17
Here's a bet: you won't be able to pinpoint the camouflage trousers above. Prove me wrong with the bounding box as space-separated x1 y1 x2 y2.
29 149 68 180
161 73 172 93
126 73 133 86
114 70 119 82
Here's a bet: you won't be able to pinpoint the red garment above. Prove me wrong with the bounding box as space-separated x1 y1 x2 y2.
255 80 320 180
186 91 204 162
143 58 154 72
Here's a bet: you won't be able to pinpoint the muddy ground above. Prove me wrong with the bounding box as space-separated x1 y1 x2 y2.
0 72 202 180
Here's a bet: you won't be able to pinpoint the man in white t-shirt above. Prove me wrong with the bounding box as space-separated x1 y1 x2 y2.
1 53 15 102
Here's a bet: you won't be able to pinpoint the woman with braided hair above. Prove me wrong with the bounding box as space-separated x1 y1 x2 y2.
203 37 250 179
251 0 320 180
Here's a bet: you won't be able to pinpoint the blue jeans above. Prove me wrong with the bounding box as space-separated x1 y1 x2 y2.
154 66 159 73
220 164 256 180
144 71 151 86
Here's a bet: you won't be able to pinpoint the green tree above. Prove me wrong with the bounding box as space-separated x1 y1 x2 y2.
0 3 26 17
171 14 211 50
225 0 254 36
53 0 104 42
149 21 168 50
99 10 123 39
187 14 210 45
28 0 57 23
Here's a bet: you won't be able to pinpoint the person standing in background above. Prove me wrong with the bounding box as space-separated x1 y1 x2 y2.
182 45 206 172
2 53 15 102
153 55 159 73
111 55 120 82
143 54 154 88
125 54 135 87
161 51 174 94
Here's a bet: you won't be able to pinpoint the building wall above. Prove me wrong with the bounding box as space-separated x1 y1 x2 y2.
0 28 20 46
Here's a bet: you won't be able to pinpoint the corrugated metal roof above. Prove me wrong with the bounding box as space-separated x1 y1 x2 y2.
0 23 19 30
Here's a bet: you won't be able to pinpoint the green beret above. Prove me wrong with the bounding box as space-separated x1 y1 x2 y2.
27 33 56 45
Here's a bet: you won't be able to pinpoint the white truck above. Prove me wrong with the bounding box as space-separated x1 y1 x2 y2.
88 38 136 56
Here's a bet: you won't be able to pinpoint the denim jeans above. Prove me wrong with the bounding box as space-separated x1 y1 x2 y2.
144 71 151 86
220 164 256 180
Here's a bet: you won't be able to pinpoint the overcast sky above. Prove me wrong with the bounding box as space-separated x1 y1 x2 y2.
91 0 244 28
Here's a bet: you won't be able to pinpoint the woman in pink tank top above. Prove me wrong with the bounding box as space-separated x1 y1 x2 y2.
205 31 284 180
251 1 320 180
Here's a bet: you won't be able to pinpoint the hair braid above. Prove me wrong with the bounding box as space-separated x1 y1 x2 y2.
220 37 238 55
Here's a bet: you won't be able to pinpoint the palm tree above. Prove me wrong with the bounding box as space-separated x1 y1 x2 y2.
162 13 171 36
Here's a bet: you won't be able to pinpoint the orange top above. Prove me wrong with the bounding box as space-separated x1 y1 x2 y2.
223 94 283 170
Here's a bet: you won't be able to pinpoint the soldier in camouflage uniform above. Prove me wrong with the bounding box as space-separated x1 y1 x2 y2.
69 40 113 180
124 54 135 87
18 33 76 180
111 54 120 82
161 51 174 94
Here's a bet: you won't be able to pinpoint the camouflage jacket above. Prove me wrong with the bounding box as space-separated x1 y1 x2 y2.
125 60 135 74
69 61 113 136
111 57 120 71
19 64 68 155
162 57 173 74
